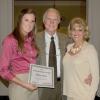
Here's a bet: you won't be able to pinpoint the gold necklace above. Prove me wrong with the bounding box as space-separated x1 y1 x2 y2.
70 45 82 54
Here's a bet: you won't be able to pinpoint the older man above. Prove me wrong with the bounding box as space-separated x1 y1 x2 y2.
36 8 70 100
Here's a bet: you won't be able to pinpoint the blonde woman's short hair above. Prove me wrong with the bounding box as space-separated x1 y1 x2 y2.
68 17 89 41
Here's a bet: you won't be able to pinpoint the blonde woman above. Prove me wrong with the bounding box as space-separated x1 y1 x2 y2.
63 17 99 100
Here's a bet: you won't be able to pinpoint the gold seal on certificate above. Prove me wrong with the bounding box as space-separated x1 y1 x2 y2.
28 64 54 88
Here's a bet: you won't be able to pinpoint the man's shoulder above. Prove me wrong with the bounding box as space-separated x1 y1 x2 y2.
36 31 44 36
57 32 67 39
57 32 73 46
57 32 67 41
35 31 44 40
35 31 45 45
58 32 67 36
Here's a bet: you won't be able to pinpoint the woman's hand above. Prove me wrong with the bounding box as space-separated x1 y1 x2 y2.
23 83 38 91
11 77 38 91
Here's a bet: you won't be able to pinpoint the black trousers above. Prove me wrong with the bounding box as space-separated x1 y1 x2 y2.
95 95 100 100
0 95 100 100
0 96 9 100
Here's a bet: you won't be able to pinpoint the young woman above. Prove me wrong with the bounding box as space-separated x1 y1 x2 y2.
63 17 99 100
0 8 39 100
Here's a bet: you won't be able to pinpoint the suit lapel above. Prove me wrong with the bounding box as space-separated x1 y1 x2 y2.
39 32 46 66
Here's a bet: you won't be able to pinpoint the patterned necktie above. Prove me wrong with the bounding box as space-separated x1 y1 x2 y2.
49 36 57 80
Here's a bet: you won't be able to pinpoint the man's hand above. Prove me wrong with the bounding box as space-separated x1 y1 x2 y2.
84 73 92 86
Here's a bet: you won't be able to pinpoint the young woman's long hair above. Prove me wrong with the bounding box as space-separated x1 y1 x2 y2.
12 8 38 53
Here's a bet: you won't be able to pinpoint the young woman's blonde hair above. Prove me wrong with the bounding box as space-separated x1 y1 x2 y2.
68 17 90 41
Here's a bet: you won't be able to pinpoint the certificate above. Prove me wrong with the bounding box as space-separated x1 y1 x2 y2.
28 64 54 88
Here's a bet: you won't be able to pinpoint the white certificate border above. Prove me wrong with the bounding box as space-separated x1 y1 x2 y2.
28 64 54 88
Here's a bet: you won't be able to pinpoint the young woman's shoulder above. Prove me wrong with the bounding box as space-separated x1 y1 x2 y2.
3 34 17 45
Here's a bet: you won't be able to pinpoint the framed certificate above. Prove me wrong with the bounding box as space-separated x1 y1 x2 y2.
28 64 54 88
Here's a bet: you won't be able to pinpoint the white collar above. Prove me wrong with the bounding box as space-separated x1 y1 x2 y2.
45 31 57 39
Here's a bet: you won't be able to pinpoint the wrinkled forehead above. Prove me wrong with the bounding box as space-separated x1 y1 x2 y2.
47 11 59 19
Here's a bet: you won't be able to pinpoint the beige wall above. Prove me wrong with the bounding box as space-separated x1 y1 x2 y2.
87 0 100 96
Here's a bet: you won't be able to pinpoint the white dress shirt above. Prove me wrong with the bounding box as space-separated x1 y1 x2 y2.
45 31 61 78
